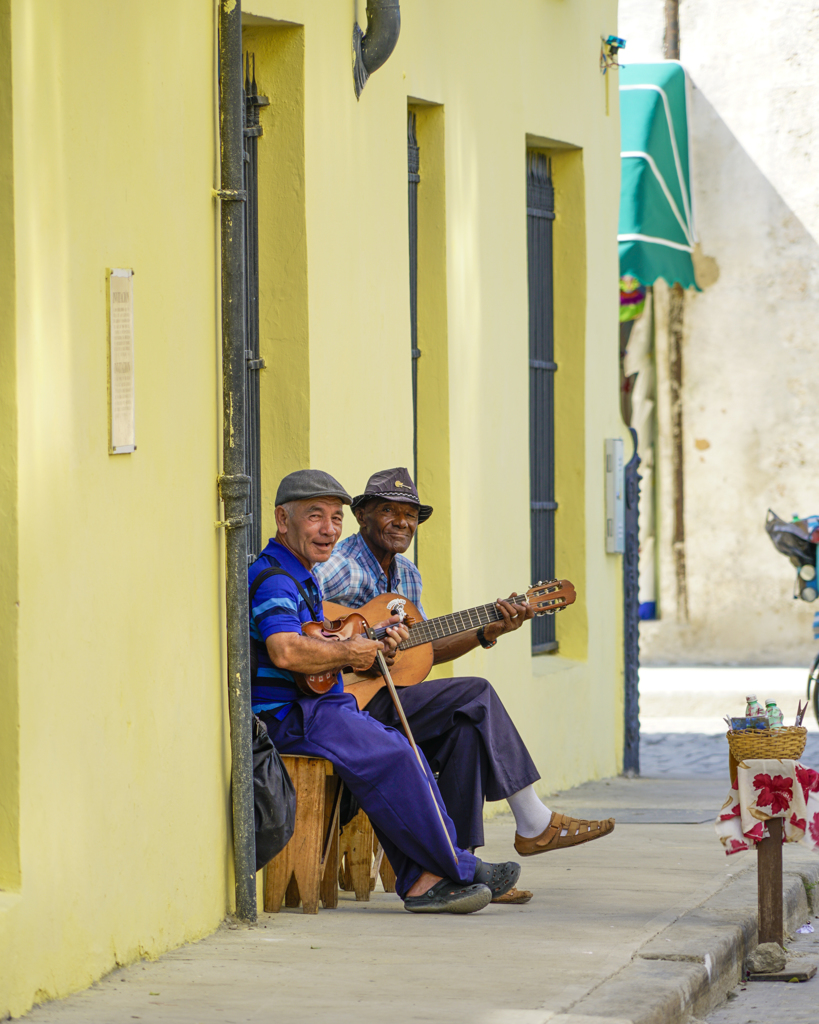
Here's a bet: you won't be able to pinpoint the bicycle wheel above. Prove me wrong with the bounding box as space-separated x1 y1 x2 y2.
808 651 819 726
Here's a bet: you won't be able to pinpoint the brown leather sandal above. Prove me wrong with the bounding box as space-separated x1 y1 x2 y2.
491 886 533 905
514 811 615 856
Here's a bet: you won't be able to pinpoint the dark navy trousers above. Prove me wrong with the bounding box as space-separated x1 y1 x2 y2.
365 677 541 851
261 691 477 899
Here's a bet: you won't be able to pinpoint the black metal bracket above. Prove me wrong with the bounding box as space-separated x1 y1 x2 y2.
216 512 254 531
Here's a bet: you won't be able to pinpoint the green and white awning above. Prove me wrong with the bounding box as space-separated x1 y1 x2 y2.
618 61 699 290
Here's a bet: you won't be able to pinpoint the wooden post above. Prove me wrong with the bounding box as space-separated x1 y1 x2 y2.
664 0 680 60
757 817 784 946
729 749 784 949
668 282 688 622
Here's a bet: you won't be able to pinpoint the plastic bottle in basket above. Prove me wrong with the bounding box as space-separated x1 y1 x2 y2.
764 699 784 730
745 695 764 717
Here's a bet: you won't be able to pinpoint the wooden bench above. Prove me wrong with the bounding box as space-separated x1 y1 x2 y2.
262 756 396 913
263 755 342 915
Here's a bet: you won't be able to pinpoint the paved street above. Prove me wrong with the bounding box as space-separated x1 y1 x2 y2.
21 667 819 1024
639 666 819 777
642 730 819 779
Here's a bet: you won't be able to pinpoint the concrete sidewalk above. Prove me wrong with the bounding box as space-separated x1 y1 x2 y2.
23 772 819 1024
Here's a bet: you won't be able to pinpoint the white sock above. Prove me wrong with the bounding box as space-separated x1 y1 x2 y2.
507 785 555 838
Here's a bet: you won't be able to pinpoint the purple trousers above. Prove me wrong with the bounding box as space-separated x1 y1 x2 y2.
261 691 477 898
365 676 540 850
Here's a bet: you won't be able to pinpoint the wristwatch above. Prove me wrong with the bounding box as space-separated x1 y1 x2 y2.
476 626 497 649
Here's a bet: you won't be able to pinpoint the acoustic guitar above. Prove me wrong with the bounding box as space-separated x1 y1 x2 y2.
295 579 576 707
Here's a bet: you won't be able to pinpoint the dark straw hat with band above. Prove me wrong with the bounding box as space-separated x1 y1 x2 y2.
350 467 433 524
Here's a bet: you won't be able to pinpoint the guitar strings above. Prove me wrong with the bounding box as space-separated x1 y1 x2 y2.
369 585 567 649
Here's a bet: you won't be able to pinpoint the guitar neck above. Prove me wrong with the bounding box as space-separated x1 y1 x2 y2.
398 597 526 649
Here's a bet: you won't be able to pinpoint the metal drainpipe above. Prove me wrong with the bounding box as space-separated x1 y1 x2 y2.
217 0 256 923
353 0 401 98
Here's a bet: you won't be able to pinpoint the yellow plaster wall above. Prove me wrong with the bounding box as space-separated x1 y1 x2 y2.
2 0 627 1011
0 1 230 1016
245 0 625 790
0 0 20 896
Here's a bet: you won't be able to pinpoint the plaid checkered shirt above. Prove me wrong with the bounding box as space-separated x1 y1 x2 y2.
314 532 426 618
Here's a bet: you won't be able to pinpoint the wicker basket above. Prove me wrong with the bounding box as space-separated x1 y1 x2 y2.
726 726 807 763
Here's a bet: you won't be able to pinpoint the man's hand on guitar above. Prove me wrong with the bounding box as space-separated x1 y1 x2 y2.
344 635 388 672
482 594 534 642
369 614 410 666
381 621 410 666
356 616 410 676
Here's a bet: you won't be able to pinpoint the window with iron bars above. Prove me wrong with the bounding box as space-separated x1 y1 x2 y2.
408 111 420 484
407 111 421 563
243 53 268 561
527 152 558 652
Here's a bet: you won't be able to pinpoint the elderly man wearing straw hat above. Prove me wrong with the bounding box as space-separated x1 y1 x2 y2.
315 467 615 904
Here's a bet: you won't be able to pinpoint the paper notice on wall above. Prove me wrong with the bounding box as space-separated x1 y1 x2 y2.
109 269 135 453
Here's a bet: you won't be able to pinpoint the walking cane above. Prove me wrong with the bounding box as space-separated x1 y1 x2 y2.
364 624 459 867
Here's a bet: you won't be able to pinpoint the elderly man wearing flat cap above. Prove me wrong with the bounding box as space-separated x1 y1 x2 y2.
315 467 615 904
248 468 523 915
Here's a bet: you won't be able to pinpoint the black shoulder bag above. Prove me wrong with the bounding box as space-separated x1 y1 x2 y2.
252 714 296 870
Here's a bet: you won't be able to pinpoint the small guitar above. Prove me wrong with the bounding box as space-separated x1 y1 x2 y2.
293 579 576 703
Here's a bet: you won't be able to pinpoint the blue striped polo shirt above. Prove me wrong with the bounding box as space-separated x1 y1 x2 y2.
248 538 343 716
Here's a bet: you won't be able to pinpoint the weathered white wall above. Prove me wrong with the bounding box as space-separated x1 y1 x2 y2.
619 1 819 664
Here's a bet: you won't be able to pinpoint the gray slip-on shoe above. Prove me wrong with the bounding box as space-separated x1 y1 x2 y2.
472 858 521 899
403 878 492 915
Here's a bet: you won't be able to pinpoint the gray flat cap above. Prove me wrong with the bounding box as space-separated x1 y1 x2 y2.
274 469 352 507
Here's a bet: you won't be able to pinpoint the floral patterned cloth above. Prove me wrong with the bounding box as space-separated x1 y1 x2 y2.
715 759 819 856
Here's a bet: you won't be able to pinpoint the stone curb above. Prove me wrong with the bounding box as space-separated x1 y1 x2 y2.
559 850 819 1024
